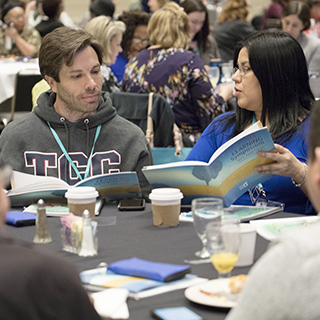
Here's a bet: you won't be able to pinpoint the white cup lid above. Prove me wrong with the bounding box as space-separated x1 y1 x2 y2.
65 186 99 199
149 188 183 201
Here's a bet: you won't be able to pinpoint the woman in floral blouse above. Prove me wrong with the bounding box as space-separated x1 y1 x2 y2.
122 2 232 144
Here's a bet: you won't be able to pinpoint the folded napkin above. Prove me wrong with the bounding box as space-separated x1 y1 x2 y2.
91 288 129 319
108 257 191 282
5 211 36 227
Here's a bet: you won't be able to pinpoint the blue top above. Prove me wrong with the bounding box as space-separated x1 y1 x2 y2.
186 112 315 215
110 52 128 82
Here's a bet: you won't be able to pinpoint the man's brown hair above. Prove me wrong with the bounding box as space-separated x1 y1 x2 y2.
39 27 104 82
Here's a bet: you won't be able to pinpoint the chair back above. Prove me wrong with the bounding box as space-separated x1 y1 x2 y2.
10 69 43 121
110 92 175 148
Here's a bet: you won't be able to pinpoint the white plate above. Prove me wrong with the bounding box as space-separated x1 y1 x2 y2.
250 216 320 241
184 278 237 308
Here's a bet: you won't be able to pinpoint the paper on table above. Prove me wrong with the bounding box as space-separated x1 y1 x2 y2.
91 288 129 319
180 205 282 223
81 268 208 300
23 199 105 217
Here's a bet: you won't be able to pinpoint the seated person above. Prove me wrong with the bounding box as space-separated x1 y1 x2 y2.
110 10 150 82
225 100 320 320
0 2 41 57
122 3 232 144
35 0 64 38
0 27 152 198
90 0 114 19
0 173 101 319
85 15 126 93
180 0 221 66
306 0 320 37
212 0 255 62
186 31 315 214
281 1 320 98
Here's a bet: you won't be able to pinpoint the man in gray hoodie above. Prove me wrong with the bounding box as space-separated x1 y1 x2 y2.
0 27 152 197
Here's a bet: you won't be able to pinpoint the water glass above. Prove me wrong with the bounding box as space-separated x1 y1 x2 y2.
192 197 223 258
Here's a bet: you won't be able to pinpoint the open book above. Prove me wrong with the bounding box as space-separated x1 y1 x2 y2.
142 122 275 207
8 171 141 206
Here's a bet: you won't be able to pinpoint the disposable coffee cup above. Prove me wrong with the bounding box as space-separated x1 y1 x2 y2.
235 223 257 267
65 186 99 219
149 188 183 227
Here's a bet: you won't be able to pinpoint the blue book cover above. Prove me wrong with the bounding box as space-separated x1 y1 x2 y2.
143 123 275 207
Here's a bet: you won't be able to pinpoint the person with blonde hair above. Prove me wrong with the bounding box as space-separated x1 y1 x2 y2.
122 2 232 145
213 0 254 62
85 15 125 93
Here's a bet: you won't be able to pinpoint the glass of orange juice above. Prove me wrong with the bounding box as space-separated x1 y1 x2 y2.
206 220 241 278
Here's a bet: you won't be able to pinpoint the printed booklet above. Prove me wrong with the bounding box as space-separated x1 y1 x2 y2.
143 122 275 207
8 171 141 206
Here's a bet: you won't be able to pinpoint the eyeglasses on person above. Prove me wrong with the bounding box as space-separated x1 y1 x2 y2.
233 66 252 76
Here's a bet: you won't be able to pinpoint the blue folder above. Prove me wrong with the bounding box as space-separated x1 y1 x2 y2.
5 211 36 227
108 257 191 282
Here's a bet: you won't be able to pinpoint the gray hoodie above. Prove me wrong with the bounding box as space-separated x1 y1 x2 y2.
0 90 152 197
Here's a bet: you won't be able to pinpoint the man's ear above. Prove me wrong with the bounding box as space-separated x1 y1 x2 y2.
44 75 57 93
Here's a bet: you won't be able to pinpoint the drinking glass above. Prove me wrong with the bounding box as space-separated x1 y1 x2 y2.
207 66 220 88
192 197 223 258
206 220 241 278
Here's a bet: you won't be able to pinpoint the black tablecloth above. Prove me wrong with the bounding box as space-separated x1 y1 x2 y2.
5 203 298 320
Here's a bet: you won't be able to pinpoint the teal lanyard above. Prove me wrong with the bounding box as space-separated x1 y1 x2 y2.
47 122 101 180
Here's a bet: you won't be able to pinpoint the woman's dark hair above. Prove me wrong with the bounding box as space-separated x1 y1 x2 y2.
220 31 314 143
118 10 150 59
282 1 311 30
180 0 209 53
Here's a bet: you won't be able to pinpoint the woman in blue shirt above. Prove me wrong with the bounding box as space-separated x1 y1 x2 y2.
187 31 315 214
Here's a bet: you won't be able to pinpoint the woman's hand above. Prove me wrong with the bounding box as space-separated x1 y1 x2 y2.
254 143 307 185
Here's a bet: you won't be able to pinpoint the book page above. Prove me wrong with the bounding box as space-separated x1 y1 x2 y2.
11 171 69 190
208 121 264 164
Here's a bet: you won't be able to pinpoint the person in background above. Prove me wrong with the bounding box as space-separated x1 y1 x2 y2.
186 31 315 214
147 0 169 12
306 0 320 37
281 1 320 98
212 0 254 62
0 2 41 57
25 0 74 30
85 15 125 93
0 27 152 198
0 172 102 318
225 101 320 320
260 0 291 30
180 0 220 66
110 10 150 82
90 0 114 19
35 0 64 37
122 2 232 145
